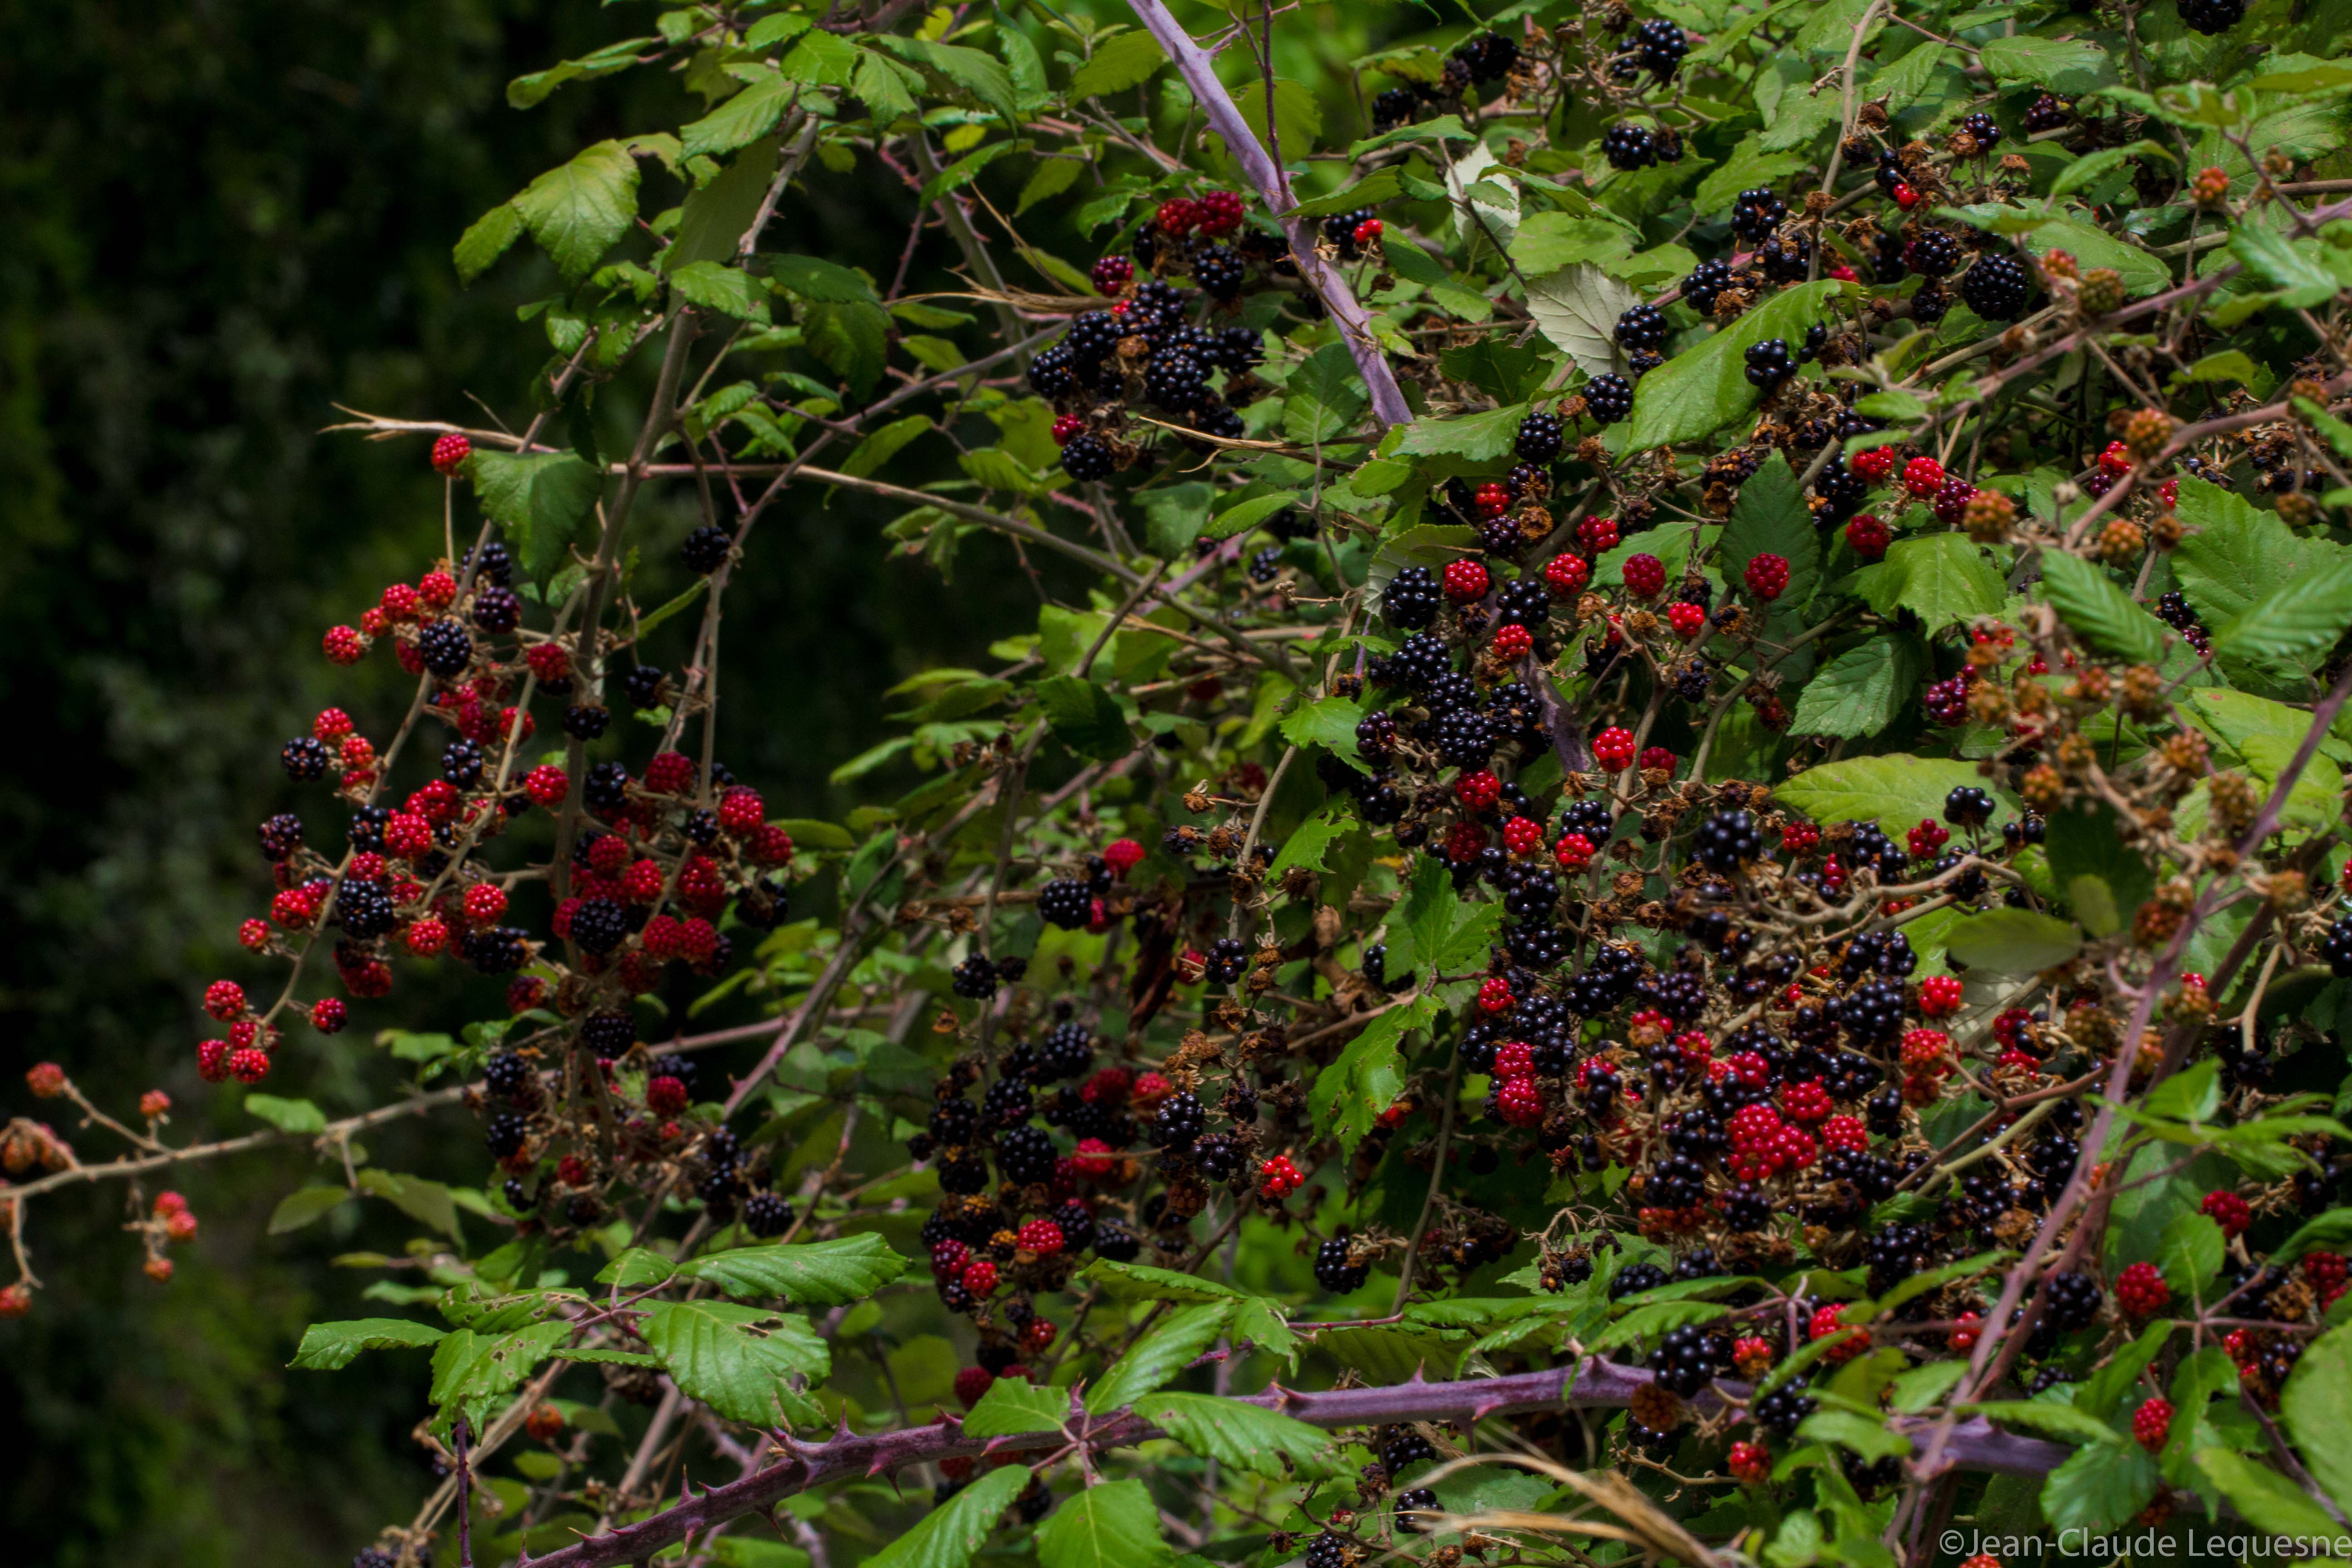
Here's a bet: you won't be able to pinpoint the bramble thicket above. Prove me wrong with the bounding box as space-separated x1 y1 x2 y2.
14 0 2352 1563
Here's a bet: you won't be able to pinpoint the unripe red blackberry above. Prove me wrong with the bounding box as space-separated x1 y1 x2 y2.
1592 726 1637 771
2116 1260 2169 1316
228 1046 271 1085
1743 553 1790 599
1442 559 1490 602
1544 553 1590 596
1845 514 1889 559
1090 255 1134 293
1578 515 1618 554
2132 1396 2173 1450
1622 553 1666 598
431 432 471 475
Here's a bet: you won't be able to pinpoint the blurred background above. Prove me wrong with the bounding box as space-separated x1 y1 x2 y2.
0 1 1421 1562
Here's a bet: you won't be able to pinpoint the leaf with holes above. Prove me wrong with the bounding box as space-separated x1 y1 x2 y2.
290 1318 447 1371
640 1300 827 1426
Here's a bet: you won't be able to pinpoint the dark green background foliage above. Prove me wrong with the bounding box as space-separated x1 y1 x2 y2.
0 2 1064 1558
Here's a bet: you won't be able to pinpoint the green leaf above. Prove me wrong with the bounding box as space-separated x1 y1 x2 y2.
881 37 1021 127
1272 809 1352 877
1016 157 1083 216
683 74 797 161
867 1463 1034 1568
1386 854 1503 978
270 1185 355 1234
2040 1438 2160 1534
673 1235 911 1304
513 140 642 280
290 1317 447 1370
1205 492 1303 541
2274 1207 2352 1269
245 1094 326 1134
1034 675 1134 763
1284 343 1368 446
468 451 603 583
640 1299 827 1426
667 139 781 272
358 1167 461 1241
1525 264 1637 375
1075 1259 1252 1304
1968 1401 2123 1446
2212 558 2352 678
1391 403 1529 462
1036 1478 1171 1568
2230 225 2342 309
595 1248 678 1289
1308 997 1435 1151
2019 218 2170 298
2038 552 2170 663
1135 1392 1331 1479
670 260 770 323
1508 212 1634 276
1978 35 2112 94
1779 754 2018 839
1085 1302 1233 1414
2172 476 2348 628
1067 31 1165 98
1874 532 2005 629
2195 1449 2348 1539
1944 908 2082 973
454 203 525 284
1796 1409 1913 1462
1720 452 1821 612
2283 1322 2352 1509
2049 140 2175 200
802 299 891 397
2076 1320 2178 1420
962 1375 1071 1437
1624 280 1841 450
429 1321 568 1406
2156 1211 2226 1297
1279 694 1367 764
1790 634 1926 738
2044 801 2154 938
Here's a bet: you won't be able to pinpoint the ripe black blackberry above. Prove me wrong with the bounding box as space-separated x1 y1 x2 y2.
2179 0 2243 31
1682 258 1733 315
1303 1532 1354 1568
1560 798 1614 843
466 587 519 641
1037 878 1095 931
680 524 733 575
336 878 397 939
1583 373 1633 424
1649 1323 1725 1396
623 664 666 710
1451 31 1519 83
1759 236 1812 283
1050 432 1113 484
435 738 483 790
997 1125 1058 1186
1382 1426 1437 1473
1204 936 1250 985
2041 1269 2104 1333
1192 245 1246 300
1694 809 1764 873
462 540 514 587
1493 576 1552 631
1322 206 1377 257
569 897 629 955
555 703 608 743
1744 338 1793 390
1149 1092 1205 1150
1602 122 1658 171
2003 812 2048 848
982 1078 1034 1127
1752 1377 1816 1437
417 618 473 677
1315 1234 1368 1292
2024 93 2070 132
1730 186 1787 243
2323 919 2352 979
485 1112 530 1160
951 956 999 1000
1675 1246 1723 1281
1944 785 1995 827
1837 976 1906 1044
1433 707 1497 769
1028 344 1082 399
1609 1262 1670 1300
484 1051 536 1102
741 1191 795 1238
583 761 630 812
1145 350 1210 410
1091 1216 1141 1262
282 735 330 781
1371 87 1421 132
1960 252 2030 321
355 1550 398 1568
1034 1023 1093 1082
1247 545 1282 583
461 925 529 972
1612 307 1668 355
1393 1487 1440 1534
1516 411 1564 463
1632 16 1688 76
1905 229 1961 278
1960 111 2001 150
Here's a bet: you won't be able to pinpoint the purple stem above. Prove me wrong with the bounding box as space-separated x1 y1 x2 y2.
1122 0 1415 430
514 1359 2069 1568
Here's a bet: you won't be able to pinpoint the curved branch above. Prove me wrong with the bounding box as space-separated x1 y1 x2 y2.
1122 0 1414 429
516 1360 2070 1568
